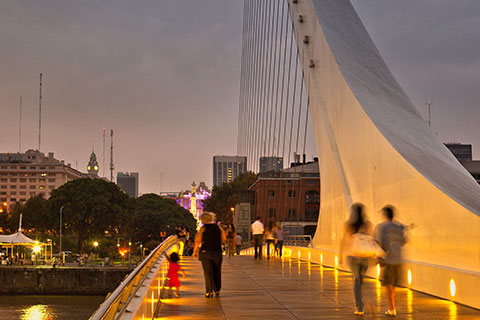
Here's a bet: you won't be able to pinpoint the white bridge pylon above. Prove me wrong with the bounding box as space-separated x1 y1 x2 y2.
287 0 480 308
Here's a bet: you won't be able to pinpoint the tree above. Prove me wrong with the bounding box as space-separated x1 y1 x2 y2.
49 178 133 252
204 172 257 223
131 193 197 247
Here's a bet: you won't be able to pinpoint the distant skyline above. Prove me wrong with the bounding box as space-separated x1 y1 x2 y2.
0 1 479 194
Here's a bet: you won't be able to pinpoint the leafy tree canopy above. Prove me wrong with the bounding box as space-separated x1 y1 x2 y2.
49 178 133 252
204 172 257 223
132 193 197 246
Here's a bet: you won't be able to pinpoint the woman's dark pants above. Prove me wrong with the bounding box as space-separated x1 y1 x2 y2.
200 250 223 293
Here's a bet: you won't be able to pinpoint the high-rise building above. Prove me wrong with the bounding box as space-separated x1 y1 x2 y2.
259 156 283 172
213 156 247 186
445 143 472 162
445 143 480 183
0 150 86 204
117 172 139 198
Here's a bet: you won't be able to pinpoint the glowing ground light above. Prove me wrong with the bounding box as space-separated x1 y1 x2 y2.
308 252 311 261
320 254 323 264
334 256 338 268
297 251 301 259
450 279 456 297
376 264 381 278
32 245 41 253
408 269 412 285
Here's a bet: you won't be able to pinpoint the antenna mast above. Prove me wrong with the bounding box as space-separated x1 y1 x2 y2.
425 99 433 127
19 96 22 153
38 73 42 151
110 130 114 182
103 128 106 177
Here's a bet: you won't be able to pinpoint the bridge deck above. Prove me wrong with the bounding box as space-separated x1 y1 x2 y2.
156 255 480 320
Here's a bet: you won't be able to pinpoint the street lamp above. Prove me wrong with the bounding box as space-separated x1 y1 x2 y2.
59 206 65 259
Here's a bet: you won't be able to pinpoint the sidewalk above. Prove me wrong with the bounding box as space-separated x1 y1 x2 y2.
156 255 480 319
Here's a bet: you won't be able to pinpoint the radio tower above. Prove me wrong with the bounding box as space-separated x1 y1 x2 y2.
38 73 42 151
110 130 114 182
103 129 106 177
425 99 433 127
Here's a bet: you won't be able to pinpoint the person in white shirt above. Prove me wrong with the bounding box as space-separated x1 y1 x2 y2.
235 233 243 255
251 217 265 259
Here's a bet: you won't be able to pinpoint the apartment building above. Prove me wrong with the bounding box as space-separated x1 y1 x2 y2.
0 150 86 204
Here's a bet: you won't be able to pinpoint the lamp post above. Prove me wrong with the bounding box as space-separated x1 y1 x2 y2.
59 206 65 260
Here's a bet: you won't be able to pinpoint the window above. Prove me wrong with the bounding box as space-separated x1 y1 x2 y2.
30 192 36 196
288 190 296 198
0 179 6 182
39 179 45 183
49 166 55 170
10 178 17 182
39 186 45 190
269 208 276 218
10 173 17 176
267 190 275 198
20 179 26 182
30 166 36 169
20 166 26 169
29 173 36 177
48 179 55 183
49 185 55 189
20 185 26 189
10 192 16 195
305 207 319 221
10 185 16 189
288 209 296 220
29 179 36 182
0 166 6 169
20 199 26 202
305 190 320 204
29 185 36 189
10 198 16 202
10 166 17 169
39 166 46 169
48 173 55 176
20 192 26 196
0 185 6 189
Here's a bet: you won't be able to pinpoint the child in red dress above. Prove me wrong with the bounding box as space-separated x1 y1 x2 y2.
165 252 186 298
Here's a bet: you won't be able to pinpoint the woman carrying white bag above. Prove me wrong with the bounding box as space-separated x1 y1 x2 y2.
340 203 383 316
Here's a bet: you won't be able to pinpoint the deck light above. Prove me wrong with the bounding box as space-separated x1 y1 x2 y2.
450 279 456 297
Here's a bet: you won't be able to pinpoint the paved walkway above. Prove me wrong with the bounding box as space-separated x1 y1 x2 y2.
156 255 480 319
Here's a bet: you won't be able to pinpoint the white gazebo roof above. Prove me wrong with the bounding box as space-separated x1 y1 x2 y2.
0 231 37 245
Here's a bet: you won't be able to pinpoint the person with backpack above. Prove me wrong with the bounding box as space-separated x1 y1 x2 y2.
340 203 374 316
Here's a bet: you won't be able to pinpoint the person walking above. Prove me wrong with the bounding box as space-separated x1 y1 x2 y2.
193 212 226 298
274 223 285 258
264 222 276 259
226 224 236 257
374 205 406 317
164 252 186 298
251 217 264 260
235 233 243 255
340 203 374 316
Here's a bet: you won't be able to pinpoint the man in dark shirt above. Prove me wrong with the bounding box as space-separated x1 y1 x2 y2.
374 205 406 317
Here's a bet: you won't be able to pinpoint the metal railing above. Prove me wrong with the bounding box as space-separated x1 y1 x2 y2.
285 235 313 247
89 235 180 320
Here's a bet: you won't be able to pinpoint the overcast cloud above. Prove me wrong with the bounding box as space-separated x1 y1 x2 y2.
0 0 479 193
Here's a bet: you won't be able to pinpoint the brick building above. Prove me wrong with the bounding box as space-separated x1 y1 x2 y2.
0 150 86 204
248 161 320 231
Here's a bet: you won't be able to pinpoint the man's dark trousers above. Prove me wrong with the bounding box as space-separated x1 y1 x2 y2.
253 234 263 259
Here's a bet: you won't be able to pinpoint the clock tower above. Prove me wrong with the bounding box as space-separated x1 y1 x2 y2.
87 151 99 177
